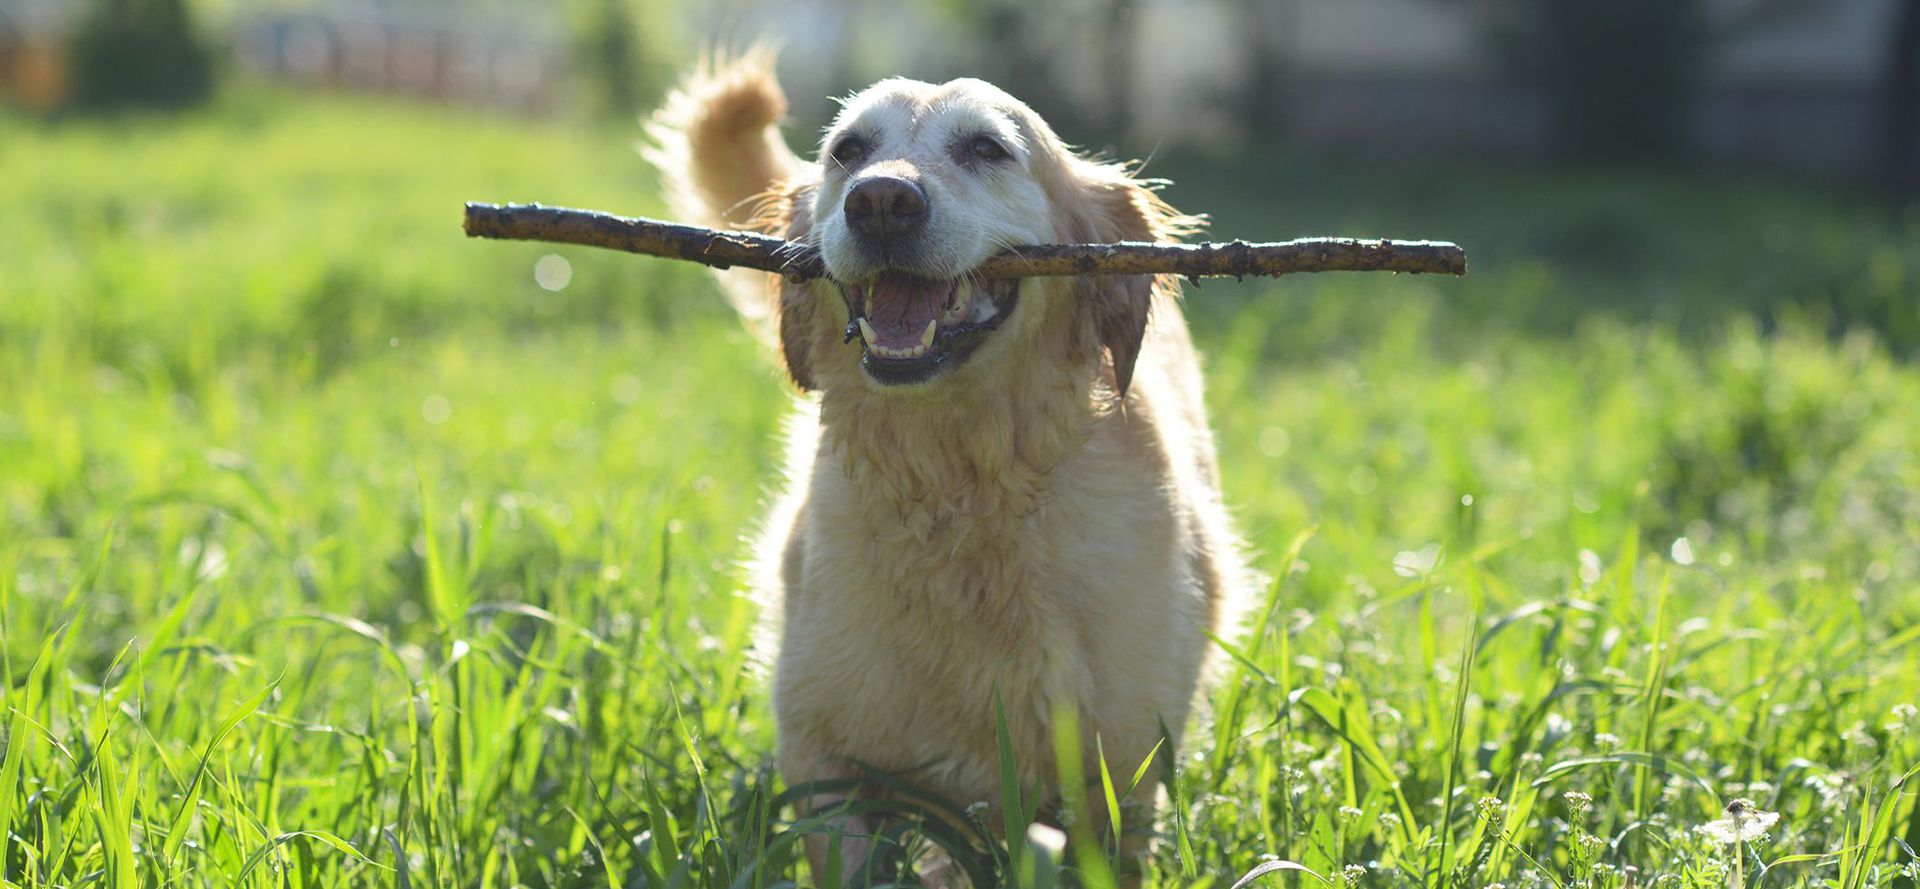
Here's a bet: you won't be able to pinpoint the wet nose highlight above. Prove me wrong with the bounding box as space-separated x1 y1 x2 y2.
844 176 929 241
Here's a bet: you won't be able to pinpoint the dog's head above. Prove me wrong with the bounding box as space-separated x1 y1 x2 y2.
770 77 1198 398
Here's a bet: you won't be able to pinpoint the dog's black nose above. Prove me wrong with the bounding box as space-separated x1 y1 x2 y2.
844 176 928 241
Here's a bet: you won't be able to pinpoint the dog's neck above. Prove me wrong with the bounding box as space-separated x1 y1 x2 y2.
816 338 1113 549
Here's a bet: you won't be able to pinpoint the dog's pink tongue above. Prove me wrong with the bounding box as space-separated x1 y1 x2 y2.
865 275 946 349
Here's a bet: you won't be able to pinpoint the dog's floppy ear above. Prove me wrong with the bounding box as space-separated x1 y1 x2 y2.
765 182 821 391
777 283 818 391
1057 169 1202 397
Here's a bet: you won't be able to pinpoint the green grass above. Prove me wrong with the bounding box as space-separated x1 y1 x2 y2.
1 90 1917 888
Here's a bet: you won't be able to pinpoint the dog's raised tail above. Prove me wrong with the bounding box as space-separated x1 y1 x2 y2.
643 49 804 336
645 48 801 232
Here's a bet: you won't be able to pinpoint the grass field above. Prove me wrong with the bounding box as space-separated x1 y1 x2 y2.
2 91 1918 888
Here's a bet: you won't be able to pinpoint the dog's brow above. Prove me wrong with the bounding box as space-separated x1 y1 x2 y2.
823 96 922 157
991 116 1029 152
821 126 873 152
927 103 1022 149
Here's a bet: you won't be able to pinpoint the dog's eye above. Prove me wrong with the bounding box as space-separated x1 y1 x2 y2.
829 136 870 167
967 135 1010 163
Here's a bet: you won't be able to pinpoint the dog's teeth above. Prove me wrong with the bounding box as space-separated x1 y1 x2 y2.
969 299 997 323
871 343 927 359
920 319 937 349
857 317 877 346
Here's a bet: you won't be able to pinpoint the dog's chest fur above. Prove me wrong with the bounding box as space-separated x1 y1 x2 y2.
763 352 1222 805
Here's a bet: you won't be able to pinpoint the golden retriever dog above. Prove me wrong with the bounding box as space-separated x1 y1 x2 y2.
646 51 1252 882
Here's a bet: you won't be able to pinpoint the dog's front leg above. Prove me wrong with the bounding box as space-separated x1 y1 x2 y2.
802 805 879 886
787 762 885 887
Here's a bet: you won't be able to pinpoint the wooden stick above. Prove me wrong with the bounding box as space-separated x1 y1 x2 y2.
463 202 1468 281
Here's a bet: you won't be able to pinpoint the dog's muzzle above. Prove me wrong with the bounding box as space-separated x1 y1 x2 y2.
841 273 1019 386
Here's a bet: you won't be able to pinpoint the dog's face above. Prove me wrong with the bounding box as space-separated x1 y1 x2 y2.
775 77 1196 396
810 78 1050 388
815 78 1053 287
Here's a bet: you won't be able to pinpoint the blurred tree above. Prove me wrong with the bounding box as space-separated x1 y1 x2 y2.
69 0 215 111
1236 0 1291 138
1457 0 1816 163
1886 0 1920 201
571 0 680 119
1098 0 1139 140
1480 0 1705 162
918 0 1104 136
975 1 1063 117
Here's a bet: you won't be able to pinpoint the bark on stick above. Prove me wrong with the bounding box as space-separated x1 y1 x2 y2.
463 202 1468 281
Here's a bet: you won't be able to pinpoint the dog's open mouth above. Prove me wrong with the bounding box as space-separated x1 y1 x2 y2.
841 272 1019 385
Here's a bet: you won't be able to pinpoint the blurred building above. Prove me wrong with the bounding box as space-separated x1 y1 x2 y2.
231 1 567 112
0 0 567 113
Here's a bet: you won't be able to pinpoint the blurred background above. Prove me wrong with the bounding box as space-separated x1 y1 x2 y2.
3 0 1917 579
8 0 1918 175
4 0 1915 333
3 3 1918 883
4 0 1919 617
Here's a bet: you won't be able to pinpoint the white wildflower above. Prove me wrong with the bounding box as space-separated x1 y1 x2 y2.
1025 822 1066 857
1841 721 1879 748
1888 703 1916 735
1805 770 1851 808
1476 796 1506 824
1392 543 1441 578
1578 549 1603 586
1697 799 1780 845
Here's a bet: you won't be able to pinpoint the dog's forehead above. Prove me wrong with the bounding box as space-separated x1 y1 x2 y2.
829 77 1029 143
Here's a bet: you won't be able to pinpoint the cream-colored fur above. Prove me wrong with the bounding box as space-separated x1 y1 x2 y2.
649 53 1252 882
